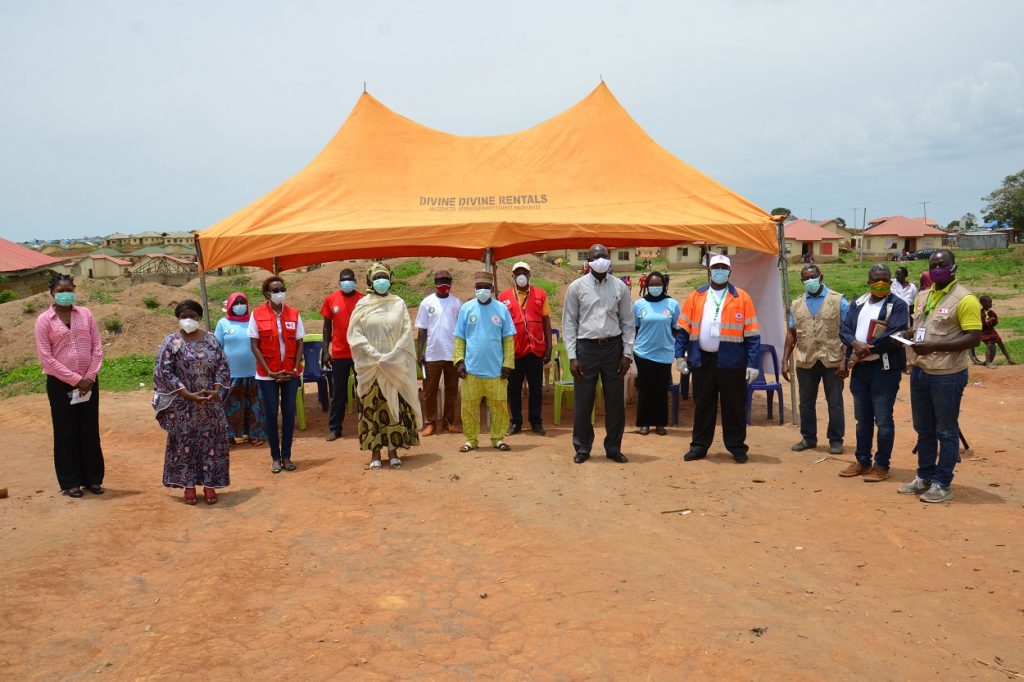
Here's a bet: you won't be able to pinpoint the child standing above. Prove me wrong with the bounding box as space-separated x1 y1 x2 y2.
979 295 1016 367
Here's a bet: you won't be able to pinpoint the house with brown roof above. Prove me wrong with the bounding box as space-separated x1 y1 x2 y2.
0 237 66 296
783 220 843 263
859 216 945 256
817 218 857 248
72 255 132 279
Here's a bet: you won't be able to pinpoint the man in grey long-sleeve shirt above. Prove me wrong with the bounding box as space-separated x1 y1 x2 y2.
562 244 636 463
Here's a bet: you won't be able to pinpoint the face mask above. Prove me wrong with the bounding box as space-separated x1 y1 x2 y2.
647 286 663 297
179 318 201 334
710 269 731 285
803 278 821 293
435 283 451 296
588 257 611 274
270 292 286 305
929 266 955 288
869 282 892 297
339 281 356 294
475 289 492 303
231 303 248 316
372 279 391 294
515 274 529 288
54 292 75 306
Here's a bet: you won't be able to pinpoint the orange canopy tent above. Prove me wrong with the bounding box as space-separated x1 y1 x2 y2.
195 83 777 272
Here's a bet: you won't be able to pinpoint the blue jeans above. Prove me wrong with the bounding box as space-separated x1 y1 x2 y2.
849 360 902 468
257 378 299 461
910 367 967 487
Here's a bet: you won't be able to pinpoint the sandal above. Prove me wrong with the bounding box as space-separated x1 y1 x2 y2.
494 441 511 451
459 443 476 453
203 488 218 505
389 456 402 468
249 438 265 447
369 460 382 469
62 487 84 498
183 487 197 505
271 460 282 474
282 459 297 471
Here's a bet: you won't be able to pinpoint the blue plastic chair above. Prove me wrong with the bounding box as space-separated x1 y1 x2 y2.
296 338 331 430
745 344 784 425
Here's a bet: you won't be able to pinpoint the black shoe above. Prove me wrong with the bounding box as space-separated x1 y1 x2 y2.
507 424 522 436
638 426 650 435
791 439 816 452
733 452 749 464
325 431 341 442
85 485 104 495
606 453 628 463
531 424 546 436
282 459 297 471
573 452 590 464
62 487 84 498
683 449 706 461
655 426 668 436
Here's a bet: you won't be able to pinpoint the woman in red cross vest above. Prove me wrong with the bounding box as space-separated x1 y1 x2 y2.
248 275 305 474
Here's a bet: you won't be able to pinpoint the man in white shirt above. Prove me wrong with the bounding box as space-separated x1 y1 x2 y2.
891 267 918 308
415 270 462 436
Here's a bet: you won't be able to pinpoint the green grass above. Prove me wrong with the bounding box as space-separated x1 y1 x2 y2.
393 260 425 279
0 290 17 304
0 354 156 398
531 277 559 299
90 290 114 304
390 281 426 308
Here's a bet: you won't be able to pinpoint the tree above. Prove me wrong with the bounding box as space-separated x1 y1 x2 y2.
982 169 1024 237
834 217 847 229
770 207 792 219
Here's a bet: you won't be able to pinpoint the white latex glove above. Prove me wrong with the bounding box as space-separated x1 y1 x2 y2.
745 367 759 384
674 358 686 373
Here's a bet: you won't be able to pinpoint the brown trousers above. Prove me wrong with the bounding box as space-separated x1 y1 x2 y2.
423 360 459 427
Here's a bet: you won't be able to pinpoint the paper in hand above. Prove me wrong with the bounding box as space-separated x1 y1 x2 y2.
69 389 92 405
890 334 915 347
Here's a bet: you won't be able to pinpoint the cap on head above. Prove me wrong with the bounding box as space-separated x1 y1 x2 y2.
512 261 531 273
473 271 494 286
433 269 452 281
709 254 731 268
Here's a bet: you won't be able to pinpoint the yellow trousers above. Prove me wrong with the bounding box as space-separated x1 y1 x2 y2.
461 374 510 447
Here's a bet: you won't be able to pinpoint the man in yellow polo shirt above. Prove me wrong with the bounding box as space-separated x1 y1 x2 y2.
898 250 982 503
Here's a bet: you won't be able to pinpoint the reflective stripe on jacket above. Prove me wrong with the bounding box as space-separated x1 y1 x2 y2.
674 284 760 369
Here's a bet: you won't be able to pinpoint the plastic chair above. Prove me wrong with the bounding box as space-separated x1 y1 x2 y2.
551 342 595 426
296 335 330 431
746 344 784 425
668 370 690 427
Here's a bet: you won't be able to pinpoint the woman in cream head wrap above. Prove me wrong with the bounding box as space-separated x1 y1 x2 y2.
347 262 422 468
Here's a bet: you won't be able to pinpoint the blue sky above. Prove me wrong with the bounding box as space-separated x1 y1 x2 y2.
1 0 1022 242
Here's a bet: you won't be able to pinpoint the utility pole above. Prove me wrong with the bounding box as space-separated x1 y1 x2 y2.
919 201 930 226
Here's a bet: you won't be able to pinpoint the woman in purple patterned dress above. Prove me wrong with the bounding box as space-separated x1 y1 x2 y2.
153 300 231 505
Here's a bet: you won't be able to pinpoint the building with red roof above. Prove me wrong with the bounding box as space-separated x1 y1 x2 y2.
784 219 843 262
861 216 946 256
0 237 67 297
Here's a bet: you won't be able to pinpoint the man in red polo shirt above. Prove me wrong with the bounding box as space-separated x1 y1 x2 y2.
320 268 363 440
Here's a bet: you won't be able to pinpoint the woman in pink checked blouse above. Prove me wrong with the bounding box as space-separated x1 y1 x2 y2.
34 273 105 498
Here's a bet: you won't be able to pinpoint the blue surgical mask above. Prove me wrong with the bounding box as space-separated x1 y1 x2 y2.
231 303 248 316
647 286 663 297
710 269 731 285
54 292 76 306
372 279 391 294
475 289 492 303
340 280 356 294
803 277 821 293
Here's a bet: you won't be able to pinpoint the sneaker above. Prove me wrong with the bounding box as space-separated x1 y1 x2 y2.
791 439 816 452
838 462 870 477
862 466 890 482
919 483 953 503
828 441 844 455
897 477 930 495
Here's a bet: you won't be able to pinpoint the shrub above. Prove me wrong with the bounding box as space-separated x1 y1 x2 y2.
22 301 38 315
103 315 123 334
0 290 17 304
142 295 160 310
90 290 114 304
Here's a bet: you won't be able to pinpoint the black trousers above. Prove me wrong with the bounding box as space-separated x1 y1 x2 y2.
690 352 748 456
46 375 104 490
328 358 354 435
572 337 625 456
507 353 544 427
635 354 671 427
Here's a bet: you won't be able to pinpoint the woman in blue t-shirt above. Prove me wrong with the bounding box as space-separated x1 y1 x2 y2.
632 272 681 435
214 292 267 446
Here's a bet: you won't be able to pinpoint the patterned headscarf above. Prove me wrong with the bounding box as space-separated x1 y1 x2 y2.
366 261 393 291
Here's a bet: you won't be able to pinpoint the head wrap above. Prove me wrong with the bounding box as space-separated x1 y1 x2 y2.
225 291 250 322
366 261 393 291
643 271 670 302
473 271 494 286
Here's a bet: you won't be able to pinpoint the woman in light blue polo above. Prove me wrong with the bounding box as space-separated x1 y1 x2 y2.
633 272 681 435
214 292 266 446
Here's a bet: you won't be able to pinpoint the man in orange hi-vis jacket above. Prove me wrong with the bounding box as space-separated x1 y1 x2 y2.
674 255 761 463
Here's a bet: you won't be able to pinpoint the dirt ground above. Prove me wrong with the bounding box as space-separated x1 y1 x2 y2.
1 361 1022 679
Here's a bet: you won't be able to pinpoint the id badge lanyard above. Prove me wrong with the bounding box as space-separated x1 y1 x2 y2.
709 289 727 338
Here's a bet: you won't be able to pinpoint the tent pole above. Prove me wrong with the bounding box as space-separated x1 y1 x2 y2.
194 235 212 332
483 248 494 272
774 216 798 426
273 257 279 275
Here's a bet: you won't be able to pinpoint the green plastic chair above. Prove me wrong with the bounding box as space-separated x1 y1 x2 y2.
552 342 595 426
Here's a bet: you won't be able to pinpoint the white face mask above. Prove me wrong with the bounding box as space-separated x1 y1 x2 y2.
179 318 201 334
589 257 611 274
515 274 529 288
231 303 248 316
270 292 286 305
475 288 492 303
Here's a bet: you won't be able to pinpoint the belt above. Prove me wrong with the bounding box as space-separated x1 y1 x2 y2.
578 336 621 346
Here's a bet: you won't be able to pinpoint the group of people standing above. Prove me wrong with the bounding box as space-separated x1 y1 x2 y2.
32 246 992 506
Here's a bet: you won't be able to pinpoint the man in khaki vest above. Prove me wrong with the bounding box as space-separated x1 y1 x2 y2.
898 250 982 503
782 265 849 454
